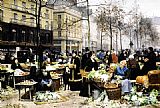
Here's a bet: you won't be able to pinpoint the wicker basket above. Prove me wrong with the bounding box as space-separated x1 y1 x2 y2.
104 83 121 100
148 70 160 84
106 87 121 100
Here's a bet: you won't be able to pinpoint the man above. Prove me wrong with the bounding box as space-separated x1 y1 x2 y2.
81 48 90 69
70 52 81 79
142 47 156 75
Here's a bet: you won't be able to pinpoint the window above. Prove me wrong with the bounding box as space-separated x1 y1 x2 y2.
14 13 18 20
11 29 16 41
30 31 34 43
54 40 61 44
22 2 26 11
0 26 2 40
58 15 61 29
46 9 49 13
14 0 17 5
0 0 3 4
45 21 49 30
31 4 34 11
58 31 61 37
0 10 3 21
45 33 51 43
30 17 34 26
21 30 26 42
22 15 26 21
45 9 49 19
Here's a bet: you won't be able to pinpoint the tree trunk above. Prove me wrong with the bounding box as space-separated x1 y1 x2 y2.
109 17 113 51
119 29 122 52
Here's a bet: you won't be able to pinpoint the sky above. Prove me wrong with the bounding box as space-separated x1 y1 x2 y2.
88 0 160 17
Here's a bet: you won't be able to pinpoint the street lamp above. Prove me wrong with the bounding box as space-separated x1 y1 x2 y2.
36 0 56 72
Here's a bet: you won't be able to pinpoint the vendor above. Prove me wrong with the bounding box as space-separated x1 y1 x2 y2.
70 52 81 79
115 60 129 77
121 71 132 95
39 71 54 92
85 51 98 72
79 51 98 97
11 58 23 70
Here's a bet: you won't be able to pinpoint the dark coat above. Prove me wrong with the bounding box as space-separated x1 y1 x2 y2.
11 63 22 70
81 53 89 69
85 58 98 72
70 56 81 79
141 51 156 75
147 51 156 70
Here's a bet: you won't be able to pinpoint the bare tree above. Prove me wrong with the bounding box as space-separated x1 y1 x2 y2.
95 3 126 51
138 17 159 48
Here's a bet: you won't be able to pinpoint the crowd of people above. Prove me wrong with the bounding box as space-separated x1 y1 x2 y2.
1 46 160 96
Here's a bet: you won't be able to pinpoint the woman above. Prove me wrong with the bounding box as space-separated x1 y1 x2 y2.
79 51 98 97
85 51 98 72
116 60 129 77
11 58 23 70
127 55 140 80
39 71 54 91
70 52 81 79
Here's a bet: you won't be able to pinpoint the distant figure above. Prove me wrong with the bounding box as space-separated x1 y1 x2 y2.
119 50 126 62
141 47 156 75
111 51 118 64
81 49 90 69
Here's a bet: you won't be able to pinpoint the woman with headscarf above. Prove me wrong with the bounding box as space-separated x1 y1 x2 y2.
85 51 98 72
79 51 98 97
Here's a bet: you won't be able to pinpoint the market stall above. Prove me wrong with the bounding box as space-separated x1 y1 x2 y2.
80 63 160 107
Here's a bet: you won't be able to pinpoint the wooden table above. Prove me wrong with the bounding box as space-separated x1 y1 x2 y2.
11 72 30 88
15 81 38 101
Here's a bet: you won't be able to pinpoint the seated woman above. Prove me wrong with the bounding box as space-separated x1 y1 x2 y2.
121 71 132 95
115 60 129 77
11 58 23 70
39 71 54 92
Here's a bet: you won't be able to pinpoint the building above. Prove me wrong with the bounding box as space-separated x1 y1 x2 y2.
53 0 82 54
0 0 53 56
77 0 98 52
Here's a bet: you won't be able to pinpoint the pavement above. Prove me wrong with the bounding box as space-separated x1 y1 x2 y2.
1 87 160 108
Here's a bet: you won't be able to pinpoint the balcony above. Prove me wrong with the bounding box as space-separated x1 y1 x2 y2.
10 18 36 27
10 4 19 10
10 4 27 13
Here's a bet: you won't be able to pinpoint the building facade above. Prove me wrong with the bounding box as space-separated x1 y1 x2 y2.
53 0 82 54
0 0 53 53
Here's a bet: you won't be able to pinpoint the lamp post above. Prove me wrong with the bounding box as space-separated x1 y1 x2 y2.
86 0 91 49
36 0 56 72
